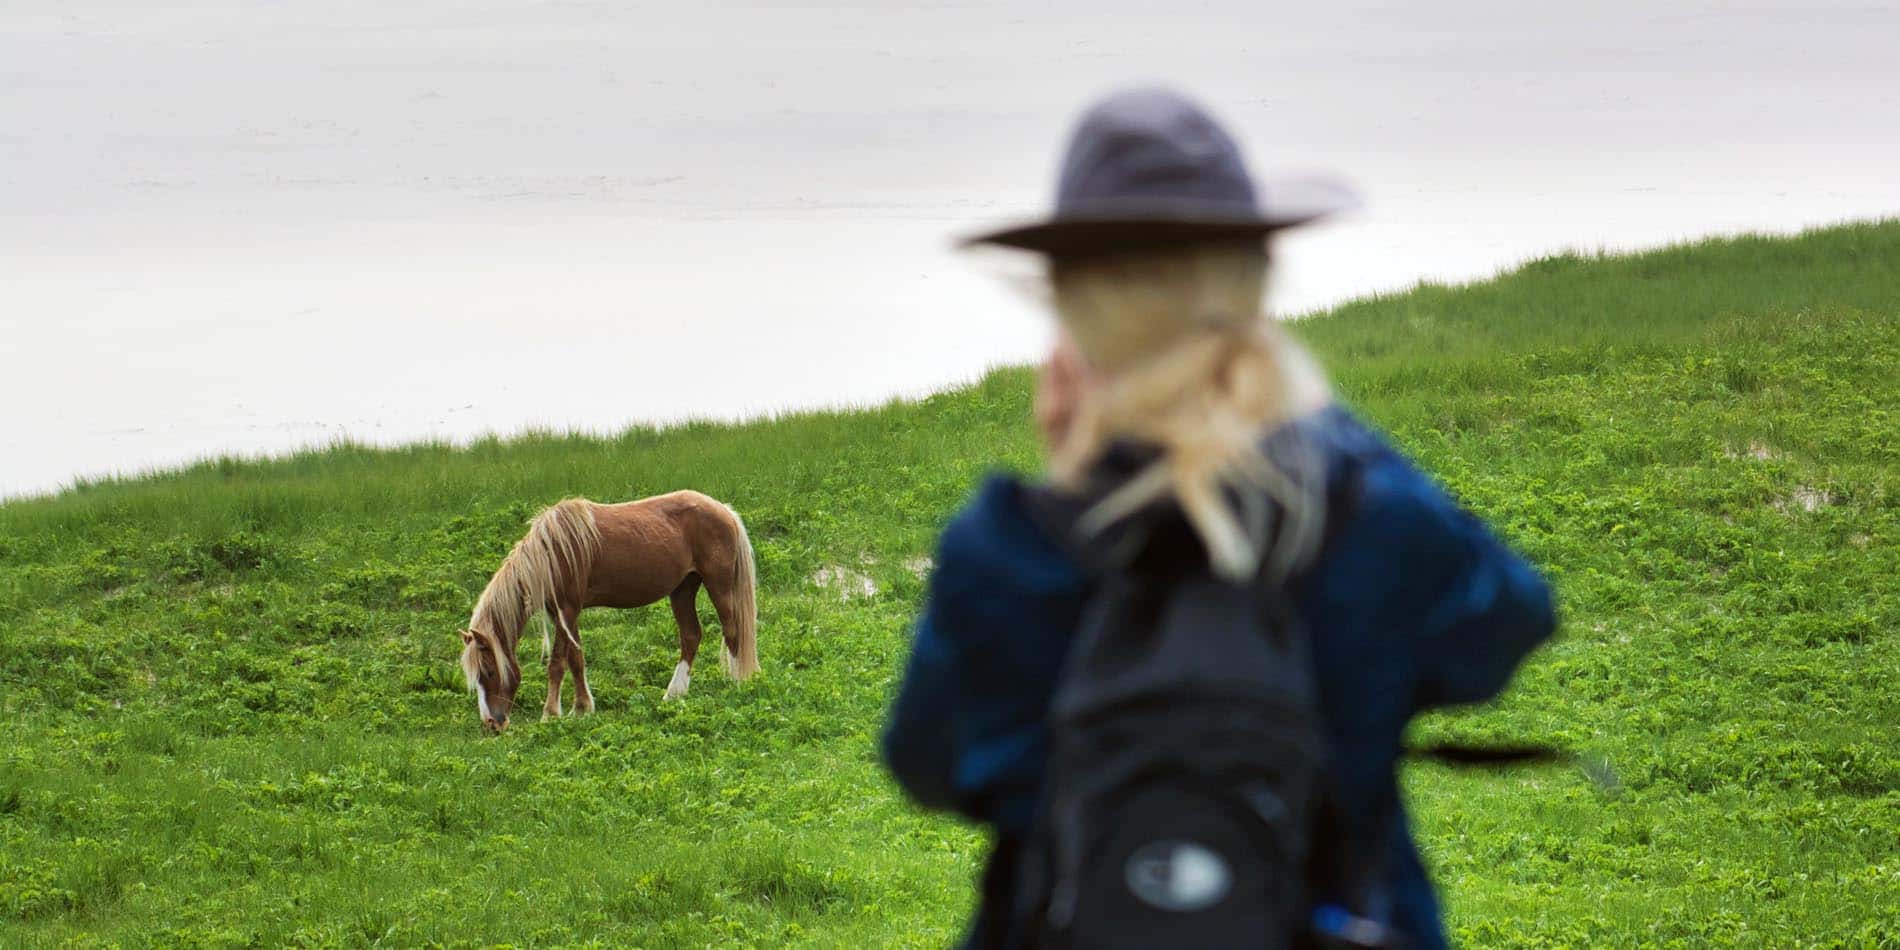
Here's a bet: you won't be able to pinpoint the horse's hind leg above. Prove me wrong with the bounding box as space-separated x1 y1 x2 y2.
704 570 752 681
665 575 704 700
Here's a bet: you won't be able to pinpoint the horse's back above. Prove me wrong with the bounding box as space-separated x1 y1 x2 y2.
580 492 741 608
647 491 745 571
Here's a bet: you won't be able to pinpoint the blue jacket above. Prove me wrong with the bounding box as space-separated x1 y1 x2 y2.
881 406 1556 949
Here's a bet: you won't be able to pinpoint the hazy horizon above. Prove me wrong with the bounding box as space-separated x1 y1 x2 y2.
5 0 1898 498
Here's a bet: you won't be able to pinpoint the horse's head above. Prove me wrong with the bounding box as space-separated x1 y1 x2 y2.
459 627 520 732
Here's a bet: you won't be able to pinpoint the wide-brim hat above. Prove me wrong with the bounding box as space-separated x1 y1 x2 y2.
962 86 1356 259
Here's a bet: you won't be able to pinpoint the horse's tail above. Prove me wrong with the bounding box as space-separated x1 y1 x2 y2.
473 498 600 657
720 503 761 681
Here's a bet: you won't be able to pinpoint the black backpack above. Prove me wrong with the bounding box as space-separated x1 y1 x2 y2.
1008 522 1399 950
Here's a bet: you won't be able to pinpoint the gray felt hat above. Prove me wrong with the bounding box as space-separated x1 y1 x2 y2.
964 86 1353 258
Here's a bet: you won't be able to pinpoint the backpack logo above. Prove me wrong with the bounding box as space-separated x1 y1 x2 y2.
1123 840 1232 912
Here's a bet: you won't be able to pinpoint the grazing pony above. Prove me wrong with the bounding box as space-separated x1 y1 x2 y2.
458 491 759 732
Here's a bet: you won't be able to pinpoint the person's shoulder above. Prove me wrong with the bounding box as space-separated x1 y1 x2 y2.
1279 405 1409 495
1279 405 1459 551
934 473 1085 590
939 473 1032 552
1288 404 1396 465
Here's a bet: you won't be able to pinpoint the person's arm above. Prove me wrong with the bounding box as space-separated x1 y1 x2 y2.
880 476 1093 823
1317 455 1556 712
1372 464 1554 710
1403 482 1556 709
884 341 1099 819
881 595 967 813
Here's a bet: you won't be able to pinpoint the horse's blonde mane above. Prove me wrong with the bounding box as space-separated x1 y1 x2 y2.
460 627 515 693
468 498 601 663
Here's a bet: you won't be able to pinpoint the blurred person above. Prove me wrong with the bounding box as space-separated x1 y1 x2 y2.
882 87 1555 949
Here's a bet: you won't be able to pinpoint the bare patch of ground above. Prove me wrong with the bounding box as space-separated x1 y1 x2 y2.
811 565 878 600
1775 486 1833 513
1724 440 1780 461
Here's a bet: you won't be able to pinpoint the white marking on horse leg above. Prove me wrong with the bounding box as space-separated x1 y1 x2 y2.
576 681 595 714
663 660 691 700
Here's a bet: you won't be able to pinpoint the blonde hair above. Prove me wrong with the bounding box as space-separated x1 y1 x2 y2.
1047 242 1331 581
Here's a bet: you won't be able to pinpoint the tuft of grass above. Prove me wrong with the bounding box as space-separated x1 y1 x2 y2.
3 220 1898 946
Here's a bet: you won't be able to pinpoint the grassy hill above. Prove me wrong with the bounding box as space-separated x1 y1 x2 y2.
3 221 1897 947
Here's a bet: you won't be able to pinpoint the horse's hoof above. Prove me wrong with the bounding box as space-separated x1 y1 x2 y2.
664 661 691 701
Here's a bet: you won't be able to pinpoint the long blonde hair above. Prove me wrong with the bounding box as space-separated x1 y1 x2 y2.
1046 242 1331 581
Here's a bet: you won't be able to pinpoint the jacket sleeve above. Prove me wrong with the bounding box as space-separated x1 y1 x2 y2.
1329 458 1557 711
1404 471 1555 709
881 601 966 813
1413 494 1556 709
880 477 1026 817
880 476 1091 824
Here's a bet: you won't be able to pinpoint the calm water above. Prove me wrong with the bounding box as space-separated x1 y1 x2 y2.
4 1 1897 498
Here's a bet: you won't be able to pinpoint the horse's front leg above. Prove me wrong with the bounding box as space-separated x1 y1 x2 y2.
560 605 594 715
542 634 568 721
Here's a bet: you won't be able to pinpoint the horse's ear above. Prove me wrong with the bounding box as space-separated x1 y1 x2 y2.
459 629 476 645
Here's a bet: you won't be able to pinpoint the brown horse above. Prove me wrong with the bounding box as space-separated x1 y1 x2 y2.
458 491 759 732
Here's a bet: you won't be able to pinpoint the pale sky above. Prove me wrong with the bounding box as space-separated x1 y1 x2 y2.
4 1 1897 497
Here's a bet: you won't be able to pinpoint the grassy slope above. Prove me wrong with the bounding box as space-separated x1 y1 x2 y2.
2 221 1897 947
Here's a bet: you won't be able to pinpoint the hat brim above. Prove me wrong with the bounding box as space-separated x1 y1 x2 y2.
961 176 1359 258
960 210 1331 258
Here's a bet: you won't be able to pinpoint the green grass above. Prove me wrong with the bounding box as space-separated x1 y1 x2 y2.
3 220 1898 947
